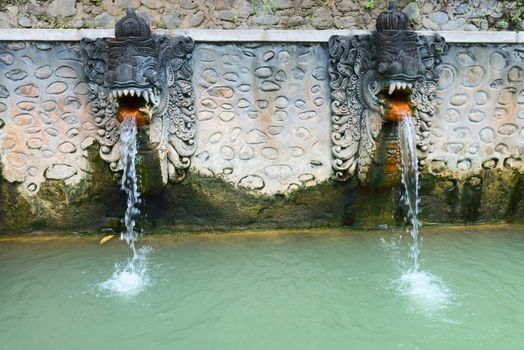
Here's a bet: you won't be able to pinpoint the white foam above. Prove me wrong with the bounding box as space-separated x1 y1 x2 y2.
99 246 151 297
398 270 451 313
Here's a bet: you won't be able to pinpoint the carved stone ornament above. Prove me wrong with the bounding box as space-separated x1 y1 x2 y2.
328 0 447 183
81 8 196 184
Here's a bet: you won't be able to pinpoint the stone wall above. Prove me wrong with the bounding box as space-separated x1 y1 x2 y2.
0 37 523 233
0 0 522 31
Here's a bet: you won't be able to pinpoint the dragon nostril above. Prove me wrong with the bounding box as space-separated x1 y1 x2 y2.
388 61 402 75
377 62 388 73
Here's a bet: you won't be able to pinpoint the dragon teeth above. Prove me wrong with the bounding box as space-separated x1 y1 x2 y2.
130 90 135 97
143 92 149 103
389 82 395 95
388 81 414 95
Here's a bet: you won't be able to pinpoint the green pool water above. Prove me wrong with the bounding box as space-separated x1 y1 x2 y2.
1 226 523 349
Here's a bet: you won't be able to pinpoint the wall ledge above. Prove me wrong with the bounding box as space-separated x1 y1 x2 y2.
0 29 523 43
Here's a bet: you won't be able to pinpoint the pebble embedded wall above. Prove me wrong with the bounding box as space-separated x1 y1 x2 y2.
0 0 522 32
0 39 523 231
0 42 95 194
192 43 331 194
429 44 524 175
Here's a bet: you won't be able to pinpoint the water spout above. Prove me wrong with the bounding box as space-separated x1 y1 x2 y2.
99 116 149 297
119 116 141 253
398 115 420 272
396 115 451 311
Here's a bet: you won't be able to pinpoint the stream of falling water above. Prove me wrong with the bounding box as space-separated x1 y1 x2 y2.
399 116 420 272
100 116 150 296
397 116 450 312
119 116 141 252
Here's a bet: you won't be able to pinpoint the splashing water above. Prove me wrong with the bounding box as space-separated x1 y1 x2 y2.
99 246 151 297
397 116 450 311
100 116 149 296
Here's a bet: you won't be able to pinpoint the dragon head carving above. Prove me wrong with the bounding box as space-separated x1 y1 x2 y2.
81 8 196 186
329 0 446 185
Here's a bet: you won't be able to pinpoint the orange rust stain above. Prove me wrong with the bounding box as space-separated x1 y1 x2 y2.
117 106 148 127
386 99 412 122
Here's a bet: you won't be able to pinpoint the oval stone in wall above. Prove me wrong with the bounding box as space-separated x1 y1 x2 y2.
479 127 495 143
439 64 457 89
450 94 469 106
208 86 234 98
508 65 523 83
238 175 265 190
498 87 517 105
55 66 77 78
457 158 472 170
46 82 68 94
461 66 484 88
35 65 53 79
498 123 518 135
26 138 43 149
468 109 485 123
15 84 39 98
6 69 28 81
489 52 509 71
0 52 14 65
0 85 9 98
45 164 77 180
58 141 77 154
456 51 476 66
17 101 36 111
254 66 273 78
197 48 216 62
13 113 33 127
239 145 255 160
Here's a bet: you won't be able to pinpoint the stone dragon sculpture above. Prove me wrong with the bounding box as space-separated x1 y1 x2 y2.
81 8 196 186
329 0 446 184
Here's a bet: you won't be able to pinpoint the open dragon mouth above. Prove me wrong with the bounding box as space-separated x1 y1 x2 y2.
368 81 414 186
382 87 413 122
109 87 161 127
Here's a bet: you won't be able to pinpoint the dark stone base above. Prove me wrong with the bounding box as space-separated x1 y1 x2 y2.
1 148 523 234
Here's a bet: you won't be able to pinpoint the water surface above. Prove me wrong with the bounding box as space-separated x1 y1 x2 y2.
1 226 523 349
